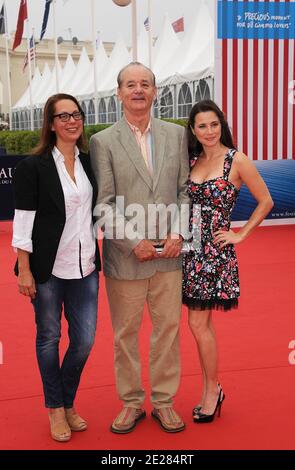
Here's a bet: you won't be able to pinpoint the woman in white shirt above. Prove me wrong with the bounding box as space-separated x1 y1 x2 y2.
12 93 101 442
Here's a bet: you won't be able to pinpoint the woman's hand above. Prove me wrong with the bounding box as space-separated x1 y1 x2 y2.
18 269 36 299
213 229 244 248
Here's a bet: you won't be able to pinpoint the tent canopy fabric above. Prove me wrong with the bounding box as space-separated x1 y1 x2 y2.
157 3 214 81
13 67 42 109
153 13 180 78
32 63 52 107
12 3 214 111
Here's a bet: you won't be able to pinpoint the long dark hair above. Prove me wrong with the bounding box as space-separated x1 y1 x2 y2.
32 93 87 156
187 100 236 155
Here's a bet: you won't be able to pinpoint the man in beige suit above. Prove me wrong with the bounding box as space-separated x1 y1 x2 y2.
90 62 189 433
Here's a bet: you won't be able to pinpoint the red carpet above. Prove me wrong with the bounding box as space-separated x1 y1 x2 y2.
0 221 294 450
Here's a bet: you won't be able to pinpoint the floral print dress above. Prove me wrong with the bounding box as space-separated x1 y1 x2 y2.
182 149 240 311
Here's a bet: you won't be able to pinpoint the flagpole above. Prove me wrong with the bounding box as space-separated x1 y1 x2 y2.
91 0 98 124
32 27 36 73
52 0 60 92
131 0 137 61
147 0 152 68
25 3 34 131
3 1 12 129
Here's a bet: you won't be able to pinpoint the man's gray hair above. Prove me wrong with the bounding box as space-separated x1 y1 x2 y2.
117 62 156 88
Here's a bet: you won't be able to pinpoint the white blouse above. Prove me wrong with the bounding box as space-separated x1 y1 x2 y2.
12 146 96 279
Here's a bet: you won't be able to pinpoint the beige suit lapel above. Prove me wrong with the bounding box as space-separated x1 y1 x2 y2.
152 117 166 190
116 119 153 191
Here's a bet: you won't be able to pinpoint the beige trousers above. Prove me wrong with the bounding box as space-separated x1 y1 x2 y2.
105 270 182 409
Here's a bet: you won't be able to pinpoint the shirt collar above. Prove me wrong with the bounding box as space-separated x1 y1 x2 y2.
52 145 79 163
125 117 151 135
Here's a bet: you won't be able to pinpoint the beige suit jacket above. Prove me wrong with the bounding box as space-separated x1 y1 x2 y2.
90 117 190 280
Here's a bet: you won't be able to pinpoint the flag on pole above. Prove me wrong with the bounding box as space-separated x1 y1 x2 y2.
40 0 52 41
12 0 28 50
23 35 35 72
172 17 184 33
144 17 150 32
0 4 6 35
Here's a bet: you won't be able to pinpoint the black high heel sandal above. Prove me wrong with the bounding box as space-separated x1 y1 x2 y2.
193 387 225 424
192 404 202 416
193 405 202 416
192 383 221 417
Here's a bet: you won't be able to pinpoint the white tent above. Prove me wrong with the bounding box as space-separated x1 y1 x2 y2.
98 35 131 93
39 60 63 105
33 61 63 107
31 63 52 107
157 2 214 83
153 13 180 79
60 54 76 93
12 6 215 126
64 47 91 96
78 42 110 97
137 24 149 66
13 66 42 109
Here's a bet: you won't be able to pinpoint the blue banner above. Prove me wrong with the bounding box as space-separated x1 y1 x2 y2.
232 160 295 222
218 1 295 40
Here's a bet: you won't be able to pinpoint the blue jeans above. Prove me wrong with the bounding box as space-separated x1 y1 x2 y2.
32 270 98 408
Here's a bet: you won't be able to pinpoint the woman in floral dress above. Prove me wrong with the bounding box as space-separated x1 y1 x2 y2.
182 100 273 423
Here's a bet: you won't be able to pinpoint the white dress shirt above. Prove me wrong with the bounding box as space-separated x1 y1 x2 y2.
12 146 96 279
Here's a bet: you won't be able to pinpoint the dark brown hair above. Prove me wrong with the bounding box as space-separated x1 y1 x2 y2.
32 93 87 156
187 99 236 155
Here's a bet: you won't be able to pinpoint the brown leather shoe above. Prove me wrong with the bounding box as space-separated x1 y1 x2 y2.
151 407 185 433
48 408 71 442
111 407 146 434
65 408 87 431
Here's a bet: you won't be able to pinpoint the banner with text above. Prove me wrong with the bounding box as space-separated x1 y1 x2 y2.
215 0 295 225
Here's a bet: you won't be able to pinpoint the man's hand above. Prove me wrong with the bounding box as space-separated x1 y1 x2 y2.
133 239 158 262
159 234 183 258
